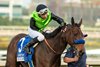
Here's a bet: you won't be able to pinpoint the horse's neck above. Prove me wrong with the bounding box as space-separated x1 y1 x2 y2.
47 32 66 54
43 27 66 53
44 27 61 39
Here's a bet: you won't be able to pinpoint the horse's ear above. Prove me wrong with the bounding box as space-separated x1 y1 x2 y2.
71 17 75 25
78 18 82 27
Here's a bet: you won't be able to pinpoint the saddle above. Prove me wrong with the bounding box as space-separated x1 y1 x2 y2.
17 35 34 66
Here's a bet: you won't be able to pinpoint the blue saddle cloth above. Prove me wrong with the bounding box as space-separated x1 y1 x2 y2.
17 35 34 63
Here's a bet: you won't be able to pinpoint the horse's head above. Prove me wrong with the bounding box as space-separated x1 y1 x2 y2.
61 17 84 46
60 17 86 56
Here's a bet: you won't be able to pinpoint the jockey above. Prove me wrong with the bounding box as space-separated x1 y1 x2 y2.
23 4 65 54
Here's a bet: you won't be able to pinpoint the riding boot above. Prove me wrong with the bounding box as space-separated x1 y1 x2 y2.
23 37 39 54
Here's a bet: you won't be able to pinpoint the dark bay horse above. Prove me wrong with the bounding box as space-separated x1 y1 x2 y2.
6 17 84 67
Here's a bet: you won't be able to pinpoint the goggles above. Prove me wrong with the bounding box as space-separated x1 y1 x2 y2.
38 8 48 15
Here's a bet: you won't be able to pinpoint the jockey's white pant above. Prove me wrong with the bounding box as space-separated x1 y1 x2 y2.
28 27 45 41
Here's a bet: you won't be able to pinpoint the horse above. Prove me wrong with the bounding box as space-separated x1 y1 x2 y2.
6 17 84 67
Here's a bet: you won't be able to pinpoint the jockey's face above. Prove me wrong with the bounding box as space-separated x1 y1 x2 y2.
39 12 48 19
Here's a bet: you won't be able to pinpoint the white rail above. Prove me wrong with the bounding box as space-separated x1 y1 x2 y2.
0 50 7 66
0 49 100 66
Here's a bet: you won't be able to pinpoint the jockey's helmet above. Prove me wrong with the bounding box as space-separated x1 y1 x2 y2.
36 4 48 15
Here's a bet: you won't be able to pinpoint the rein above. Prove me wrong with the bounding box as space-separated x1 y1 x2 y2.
45 39 68 55
44 39 57 54
44 27 67 54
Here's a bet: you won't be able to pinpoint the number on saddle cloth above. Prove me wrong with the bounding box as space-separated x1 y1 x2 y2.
17 35 34 63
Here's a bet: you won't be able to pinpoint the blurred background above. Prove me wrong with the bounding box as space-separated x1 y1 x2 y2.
0 0 100 67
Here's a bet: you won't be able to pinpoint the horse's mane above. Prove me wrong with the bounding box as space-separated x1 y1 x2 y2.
42 23 80 39
42 26 62 39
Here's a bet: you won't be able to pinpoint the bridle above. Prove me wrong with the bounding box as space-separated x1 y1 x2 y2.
44 25 84 56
